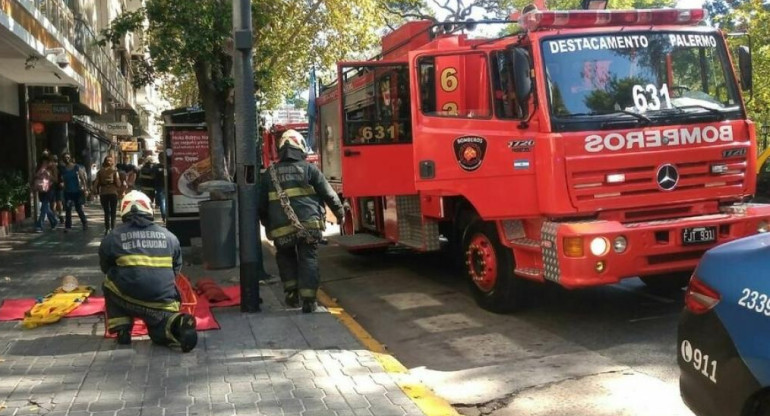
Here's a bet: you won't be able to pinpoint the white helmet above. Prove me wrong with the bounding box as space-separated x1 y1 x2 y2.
278 129 308 153
119 190 154 218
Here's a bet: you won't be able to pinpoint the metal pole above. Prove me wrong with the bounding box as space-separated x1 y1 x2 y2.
233 0 261 312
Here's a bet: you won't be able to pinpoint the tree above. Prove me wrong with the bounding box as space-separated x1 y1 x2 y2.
102 0 388 192
705 0 770 148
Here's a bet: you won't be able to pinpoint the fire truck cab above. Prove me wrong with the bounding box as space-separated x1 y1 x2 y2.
316 8 770 312
261 123 319 167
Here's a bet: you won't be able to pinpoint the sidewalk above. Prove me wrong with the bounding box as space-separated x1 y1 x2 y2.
0 204 428 416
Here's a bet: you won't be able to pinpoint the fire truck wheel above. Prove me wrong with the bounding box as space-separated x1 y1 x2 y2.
464 220 527 313
640 271 692 293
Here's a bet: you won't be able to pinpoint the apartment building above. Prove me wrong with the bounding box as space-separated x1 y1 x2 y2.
0 0 160 184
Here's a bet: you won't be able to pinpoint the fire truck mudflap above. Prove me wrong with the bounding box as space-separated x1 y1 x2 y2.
539 204 770 288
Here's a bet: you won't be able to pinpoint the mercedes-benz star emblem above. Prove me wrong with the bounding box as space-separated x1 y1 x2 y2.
656 164 679 191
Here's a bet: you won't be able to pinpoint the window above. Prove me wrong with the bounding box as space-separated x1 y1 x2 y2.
342 65 412 145
491 51 523 119
418 53 491 118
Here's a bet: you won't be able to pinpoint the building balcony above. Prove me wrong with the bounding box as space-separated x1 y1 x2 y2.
0 0 135 114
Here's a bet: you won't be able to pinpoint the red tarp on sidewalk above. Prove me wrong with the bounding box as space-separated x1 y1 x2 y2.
0 286 242 336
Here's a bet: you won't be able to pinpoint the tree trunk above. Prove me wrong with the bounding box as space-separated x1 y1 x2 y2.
194 60 229 200
223 96 235 179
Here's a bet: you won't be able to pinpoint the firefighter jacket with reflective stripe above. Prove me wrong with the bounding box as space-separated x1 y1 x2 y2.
137 163 156 193
99 220 182 305
259 160 344 241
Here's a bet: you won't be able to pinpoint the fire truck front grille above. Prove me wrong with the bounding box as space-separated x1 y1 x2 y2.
568 159 746 207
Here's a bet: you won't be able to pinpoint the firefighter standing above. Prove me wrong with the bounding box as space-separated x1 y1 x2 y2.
99 190 197 352
259 129 344 313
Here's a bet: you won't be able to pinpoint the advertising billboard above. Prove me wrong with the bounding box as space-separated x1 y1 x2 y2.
167 127 211 215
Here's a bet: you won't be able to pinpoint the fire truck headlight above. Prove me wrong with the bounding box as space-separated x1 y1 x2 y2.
759 220 769 233
613 236 628 253
590 237 609 256
563 237 584 257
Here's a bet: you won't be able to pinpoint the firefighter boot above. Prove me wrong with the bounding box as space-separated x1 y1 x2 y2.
302 298 318 314
285 290 300 308
116 328 131 345
172 314 198 353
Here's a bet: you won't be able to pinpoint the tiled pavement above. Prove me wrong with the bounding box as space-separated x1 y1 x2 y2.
0 204 427 416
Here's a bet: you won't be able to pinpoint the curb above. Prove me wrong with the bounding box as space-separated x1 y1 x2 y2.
317 289 460 416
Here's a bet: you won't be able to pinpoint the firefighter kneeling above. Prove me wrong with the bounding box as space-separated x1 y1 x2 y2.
260 129 344 313
99 190 197 352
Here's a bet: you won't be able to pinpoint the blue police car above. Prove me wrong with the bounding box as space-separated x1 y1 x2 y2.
678 231 770 416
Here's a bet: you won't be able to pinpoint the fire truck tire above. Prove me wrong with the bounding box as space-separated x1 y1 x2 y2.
463 220 527 313
640 271 692 293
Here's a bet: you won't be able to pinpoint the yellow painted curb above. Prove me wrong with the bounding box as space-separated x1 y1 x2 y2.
317 290 460 416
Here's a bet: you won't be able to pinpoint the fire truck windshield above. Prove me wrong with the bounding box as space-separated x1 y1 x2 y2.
541 31 743 132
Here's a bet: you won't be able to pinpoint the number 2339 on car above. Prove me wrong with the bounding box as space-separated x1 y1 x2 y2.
678 232 770 416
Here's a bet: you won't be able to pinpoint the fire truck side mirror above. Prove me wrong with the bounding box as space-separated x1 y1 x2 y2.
510 47 533 117
738 46 752 91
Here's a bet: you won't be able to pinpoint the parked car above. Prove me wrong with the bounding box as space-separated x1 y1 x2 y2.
678 231 770 416
757 148 770 202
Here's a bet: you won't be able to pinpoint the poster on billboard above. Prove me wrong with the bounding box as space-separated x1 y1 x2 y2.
168 128 211 214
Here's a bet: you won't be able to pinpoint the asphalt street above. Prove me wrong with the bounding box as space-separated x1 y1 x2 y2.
317 242 695 416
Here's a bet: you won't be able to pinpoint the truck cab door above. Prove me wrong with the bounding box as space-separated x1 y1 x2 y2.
337 62 416 197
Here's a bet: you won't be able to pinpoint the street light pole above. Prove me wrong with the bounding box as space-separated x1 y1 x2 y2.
233 0 261 312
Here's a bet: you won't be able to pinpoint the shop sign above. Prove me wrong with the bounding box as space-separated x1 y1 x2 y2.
120 141 140 152
106 122 133 136
29 103 72 122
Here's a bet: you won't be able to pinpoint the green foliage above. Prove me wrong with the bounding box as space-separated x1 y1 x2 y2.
707 0 770 144
0 171 28 210
254 0 387 108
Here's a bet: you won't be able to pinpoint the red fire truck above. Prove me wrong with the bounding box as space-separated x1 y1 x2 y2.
261 122 319 167
314 8 770 312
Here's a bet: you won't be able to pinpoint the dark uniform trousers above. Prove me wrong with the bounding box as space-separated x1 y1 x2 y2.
275 241 320 300
103 283 184 348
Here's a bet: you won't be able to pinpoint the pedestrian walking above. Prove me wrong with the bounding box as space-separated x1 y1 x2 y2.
92 155 121 235
137 156 157 202
60 152 88 231
99 190 197 352
259 129 344 313
33 156 58 232
51 154 64 225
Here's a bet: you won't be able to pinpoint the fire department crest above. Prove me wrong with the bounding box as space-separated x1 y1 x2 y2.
453 136 487 171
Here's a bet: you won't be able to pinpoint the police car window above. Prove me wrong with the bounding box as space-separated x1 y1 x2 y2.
418 53 492 119
342 65 412 145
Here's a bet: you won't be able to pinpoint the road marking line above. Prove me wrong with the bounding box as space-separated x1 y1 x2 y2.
317 289 460 416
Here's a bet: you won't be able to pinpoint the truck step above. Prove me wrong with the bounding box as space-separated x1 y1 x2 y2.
515 267 543 279
511 238 541 252
327 233 392 250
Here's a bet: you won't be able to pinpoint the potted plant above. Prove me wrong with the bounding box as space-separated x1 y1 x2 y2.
9 171 29 223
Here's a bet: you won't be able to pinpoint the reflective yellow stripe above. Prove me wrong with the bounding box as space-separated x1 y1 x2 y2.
108 317 132 329
104 278 181 312
269 220 324 238
268 186 316 201
116 255 173 268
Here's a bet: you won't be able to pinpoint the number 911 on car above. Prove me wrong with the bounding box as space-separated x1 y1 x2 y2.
678 232 770 416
